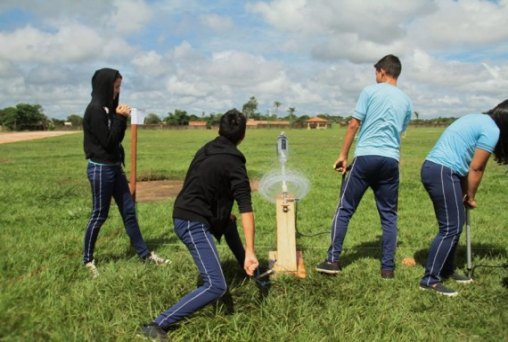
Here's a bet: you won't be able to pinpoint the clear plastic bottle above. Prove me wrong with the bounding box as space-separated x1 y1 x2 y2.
277 132 288 164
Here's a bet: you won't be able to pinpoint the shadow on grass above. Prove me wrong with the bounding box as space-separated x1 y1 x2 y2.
98 233 178 263
413 242 507 277
340 239 382 268
194 259 272 316
144 232 180 249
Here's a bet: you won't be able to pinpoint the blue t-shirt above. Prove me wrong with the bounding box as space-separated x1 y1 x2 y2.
426 114 499 176
353 83 413 161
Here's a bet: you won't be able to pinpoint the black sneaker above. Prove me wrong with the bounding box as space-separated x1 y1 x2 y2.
446 272 473 284
316 260 341 274
419 283 458 297
381 269 394 279
140 322 169 341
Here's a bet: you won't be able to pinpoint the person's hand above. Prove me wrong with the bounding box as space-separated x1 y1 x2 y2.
463 195 477 209
243 252 259 277
333 158 347 175
116 104 131 117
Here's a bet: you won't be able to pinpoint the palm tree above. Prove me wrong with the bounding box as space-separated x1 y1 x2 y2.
273 101 282 116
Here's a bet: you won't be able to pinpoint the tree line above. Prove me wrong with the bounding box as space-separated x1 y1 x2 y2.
0 99 458 132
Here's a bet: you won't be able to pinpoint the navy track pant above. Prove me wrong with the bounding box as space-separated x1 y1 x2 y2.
326 155 400 270
83 162 149 264
155 218 229 328
420 160 465 286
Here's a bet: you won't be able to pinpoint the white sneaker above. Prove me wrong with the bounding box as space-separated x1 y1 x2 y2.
147 252 170 265
85 260 99 279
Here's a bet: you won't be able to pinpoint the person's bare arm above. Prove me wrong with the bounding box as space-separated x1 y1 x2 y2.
333 118 361 175
240 212 258 276
464 148 491 209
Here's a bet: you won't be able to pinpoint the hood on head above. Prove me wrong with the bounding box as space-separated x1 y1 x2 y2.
91 68 121 111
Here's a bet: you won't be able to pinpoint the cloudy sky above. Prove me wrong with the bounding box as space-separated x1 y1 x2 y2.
0 0 507 120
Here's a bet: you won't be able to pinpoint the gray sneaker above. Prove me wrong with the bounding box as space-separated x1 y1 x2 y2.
447 272 473 284
419 282 458 297
381 269 395 279
316 260 341 274
140 323 168 341
85 260 99 279
146 252 170 265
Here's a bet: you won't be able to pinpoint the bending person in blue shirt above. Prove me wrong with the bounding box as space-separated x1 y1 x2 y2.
419 99 508 296
316 55 413 278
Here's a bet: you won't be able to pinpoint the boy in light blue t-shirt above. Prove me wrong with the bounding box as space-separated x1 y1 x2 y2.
316 55 412 278
419 100 508 296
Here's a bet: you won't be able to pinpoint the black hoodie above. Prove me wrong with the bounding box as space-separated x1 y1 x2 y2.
83 68 127 164
173 136 253 238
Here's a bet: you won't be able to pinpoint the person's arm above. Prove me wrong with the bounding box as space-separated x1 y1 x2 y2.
240 212 258 276
464 148 491 209
87 105 128 150
333 118 361 175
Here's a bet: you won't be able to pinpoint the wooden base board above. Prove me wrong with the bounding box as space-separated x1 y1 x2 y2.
268 250 306 279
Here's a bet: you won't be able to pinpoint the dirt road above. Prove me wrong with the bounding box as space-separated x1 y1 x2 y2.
0 131 80 144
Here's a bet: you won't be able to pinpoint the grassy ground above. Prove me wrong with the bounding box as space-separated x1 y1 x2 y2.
1 127 507 341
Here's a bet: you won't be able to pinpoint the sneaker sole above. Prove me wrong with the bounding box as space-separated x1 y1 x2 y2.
315 268 340 275
419 285 458 297
453 278 473 284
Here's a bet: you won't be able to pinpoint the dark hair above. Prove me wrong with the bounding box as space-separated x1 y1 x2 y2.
374 54 401 79
219 109 247 144
486 99 508 164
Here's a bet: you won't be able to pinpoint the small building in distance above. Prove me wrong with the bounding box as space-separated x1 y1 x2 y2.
188 120 208 129
247 119 291 128
305 116 330 129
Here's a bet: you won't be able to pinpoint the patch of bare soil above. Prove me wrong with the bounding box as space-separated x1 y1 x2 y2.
135 180 259 202
0 131 79 144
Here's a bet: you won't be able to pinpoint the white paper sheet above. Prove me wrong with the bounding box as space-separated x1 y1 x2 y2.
131 108 146 125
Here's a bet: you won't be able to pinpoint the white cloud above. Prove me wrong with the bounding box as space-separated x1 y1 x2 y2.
200 14 234 32
409 0 508 49
109 0 153 34
0 0 507 119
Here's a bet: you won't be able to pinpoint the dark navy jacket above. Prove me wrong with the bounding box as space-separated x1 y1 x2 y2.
173 136 253 238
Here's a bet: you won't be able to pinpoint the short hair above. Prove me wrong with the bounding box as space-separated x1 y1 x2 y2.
219 109 247 144
486 99 508 164
374 54 402 79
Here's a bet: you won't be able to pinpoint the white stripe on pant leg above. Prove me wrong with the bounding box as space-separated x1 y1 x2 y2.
330 159 357 261
426 166 455 286
159 222 226 325
86 164 103 261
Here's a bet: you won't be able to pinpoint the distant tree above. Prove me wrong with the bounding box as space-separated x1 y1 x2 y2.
0 104 48 131
273 101 282 115
287 107 296 124
52 118 65 127
242 96 258 119
0 107 17 129
414 111 420 120
206 113 222 128
67 114 83 127
144 113 162 125
165 109 189 126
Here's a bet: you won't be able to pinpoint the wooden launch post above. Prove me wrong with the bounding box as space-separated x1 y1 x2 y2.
129 108 145 201
269 194 306 278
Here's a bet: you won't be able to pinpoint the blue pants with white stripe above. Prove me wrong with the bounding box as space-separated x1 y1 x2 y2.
420 160 465 286
155 218 228 329
326 155 400 270
83 162 150 264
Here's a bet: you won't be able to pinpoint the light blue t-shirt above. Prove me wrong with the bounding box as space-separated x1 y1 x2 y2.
353 83 413 161
426 113 499 176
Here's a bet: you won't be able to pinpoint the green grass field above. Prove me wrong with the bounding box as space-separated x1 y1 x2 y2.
1 127 507 341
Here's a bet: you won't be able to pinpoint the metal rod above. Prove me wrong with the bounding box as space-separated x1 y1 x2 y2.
465 207 472 278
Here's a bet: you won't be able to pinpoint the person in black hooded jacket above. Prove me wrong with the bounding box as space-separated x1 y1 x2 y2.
141 109 259 340
82 68 168 278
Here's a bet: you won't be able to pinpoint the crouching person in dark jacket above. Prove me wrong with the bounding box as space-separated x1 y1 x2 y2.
142 109 259 340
